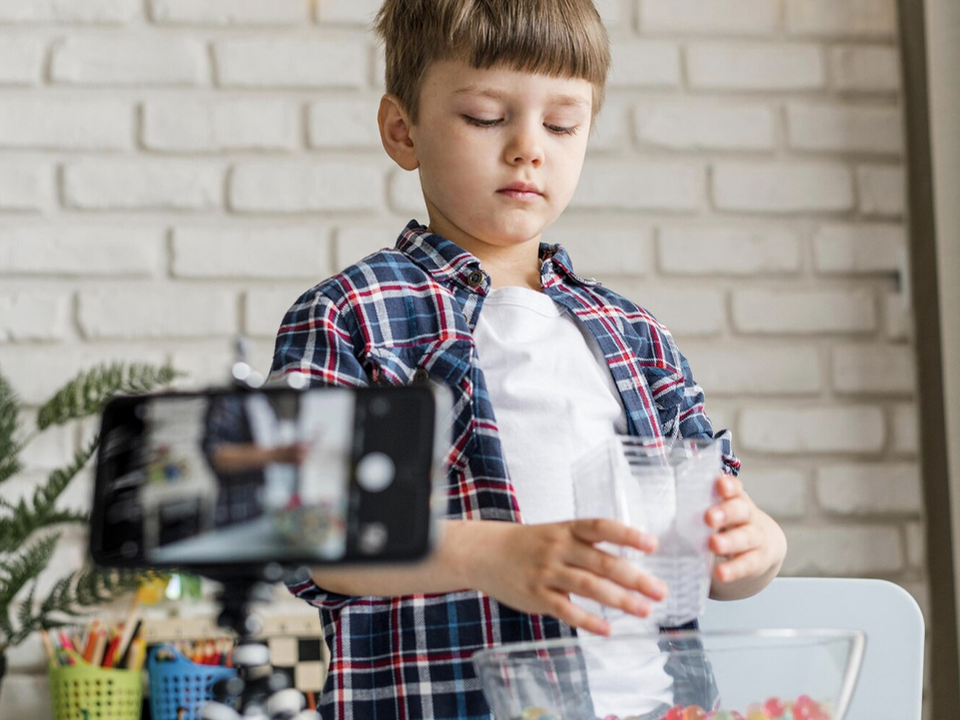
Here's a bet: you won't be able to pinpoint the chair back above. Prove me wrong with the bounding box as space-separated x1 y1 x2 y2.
699 577 924 720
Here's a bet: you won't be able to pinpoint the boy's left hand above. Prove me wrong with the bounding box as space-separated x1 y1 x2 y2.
705 475 787 600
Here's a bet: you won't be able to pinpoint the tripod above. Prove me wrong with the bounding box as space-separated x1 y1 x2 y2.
198 566 320 720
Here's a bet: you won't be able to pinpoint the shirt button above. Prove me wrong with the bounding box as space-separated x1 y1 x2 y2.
413 368 430 384
466 270 485 288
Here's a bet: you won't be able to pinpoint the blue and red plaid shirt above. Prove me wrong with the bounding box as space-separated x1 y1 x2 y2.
270 220 740 720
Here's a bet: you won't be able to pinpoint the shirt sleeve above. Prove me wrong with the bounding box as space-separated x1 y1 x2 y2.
675 348 741 477
270 288 369 610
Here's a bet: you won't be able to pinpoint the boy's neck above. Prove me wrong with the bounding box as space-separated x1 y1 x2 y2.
425 220 544 291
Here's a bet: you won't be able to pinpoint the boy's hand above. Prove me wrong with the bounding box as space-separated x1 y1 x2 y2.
706 475 787 600
471 519 668 636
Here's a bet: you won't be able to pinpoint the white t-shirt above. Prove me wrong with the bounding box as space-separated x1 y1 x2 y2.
473 286 672 716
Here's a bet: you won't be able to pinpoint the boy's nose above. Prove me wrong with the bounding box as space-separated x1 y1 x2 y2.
505 129 544 167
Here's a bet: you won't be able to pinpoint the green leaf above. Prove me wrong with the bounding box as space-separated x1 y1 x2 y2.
0 533 60 643
0 371 22 486
36 362 184 431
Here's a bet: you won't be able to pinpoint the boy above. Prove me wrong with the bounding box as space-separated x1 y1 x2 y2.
271 1 788 718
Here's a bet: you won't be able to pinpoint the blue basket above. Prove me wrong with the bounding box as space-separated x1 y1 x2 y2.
147 645 237 720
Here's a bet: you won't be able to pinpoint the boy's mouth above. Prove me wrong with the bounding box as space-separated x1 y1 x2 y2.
497 182 543 200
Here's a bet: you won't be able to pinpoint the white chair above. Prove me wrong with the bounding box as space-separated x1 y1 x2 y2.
699 577 925 720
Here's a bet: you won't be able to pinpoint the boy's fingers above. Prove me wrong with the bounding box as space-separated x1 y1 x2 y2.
714 475 743 499
706 497 753 529
552 568 653 619
553 598 611 636
709 524 760 557
714 549 764 584
569 518 658 553
567 544 668 601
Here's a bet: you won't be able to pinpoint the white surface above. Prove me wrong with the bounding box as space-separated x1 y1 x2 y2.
700 577 925 720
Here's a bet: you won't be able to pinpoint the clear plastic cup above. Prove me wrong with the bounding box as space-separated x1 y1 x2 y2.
572 436 722 627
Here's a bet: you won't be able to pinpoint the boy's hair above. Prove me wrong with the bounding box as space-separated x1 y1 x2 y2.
374 0 611 122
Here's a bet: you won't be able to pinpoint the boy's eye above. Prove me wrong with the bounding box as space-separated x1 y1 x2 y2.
545 123 579 136
463 115 503 128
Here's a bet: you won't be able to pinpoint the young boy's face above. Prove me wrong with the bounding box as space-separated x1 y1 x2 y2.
404 60 594 256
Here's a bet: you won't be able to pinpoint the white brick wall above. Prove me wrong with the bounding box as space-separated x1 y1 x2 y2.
0 1 926 714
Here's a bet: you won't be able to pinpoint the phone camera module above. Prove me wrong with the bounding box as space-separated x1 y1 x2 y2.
358 522 388 555
369 397 391 417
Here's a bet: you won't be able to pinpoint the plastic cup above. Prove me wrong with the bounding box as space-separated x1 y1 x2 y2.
572 436 722 626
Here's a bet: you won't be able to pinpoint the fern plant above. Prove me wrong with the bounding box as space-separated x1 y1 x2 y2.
0 362 182 653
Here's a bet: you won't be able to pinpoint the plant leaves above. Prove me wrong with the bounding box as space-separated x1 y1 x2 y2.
36 362 184 431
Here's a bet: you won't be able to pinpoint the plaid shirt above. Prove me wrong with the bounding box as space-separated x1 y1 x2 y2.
271 220 740 720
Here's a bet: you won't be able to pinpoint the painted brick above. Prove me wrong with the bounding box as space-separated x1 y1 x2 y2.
4 617 47 671
687 43 825 91
0 674 52 719
0 291 71 342
885 291 911 341
0 163 53 211
18 410 74 470
315 0 380 24
787 103 904 155
858 164 906 217
150 0 307 25
545 226 652 278
0 345 167 405
640 0 780 35
0 0 139 22
51 36 207 85
817 462 922 514
388 170 429 216
786 0 898 37
635 101 776 151
335 225 396 270
215 40 367 89
733 288 876 334
814 222 906 274
682 344 822 396
628 286 726 337
172 226 331 279
740 406 885 454
831 45 902 93
308 97 382 150
78 287 238 339
742 467 809 519
0 226 161 276
832 344 916 395
609 41 681 88
892 403 920 455
64 161 222 211
143 99 298 152
906 521 925 569
0 98 132 150
171 340 275 388
781 524 904 575
246 288 308 338
573 161 703 212
658 226 801 275
0 37 44 84
593 0 622 26
713 162 854 213
231 161 383 213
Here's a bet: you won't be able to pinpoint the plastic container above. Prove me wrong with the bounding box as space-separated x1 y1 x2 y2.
572 437 721 626
49 652 142 720
473 629 866 720
147 645 237 720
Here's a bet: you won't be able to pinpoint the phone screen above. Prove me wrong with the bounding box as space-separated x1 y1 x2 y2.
90 385 444 570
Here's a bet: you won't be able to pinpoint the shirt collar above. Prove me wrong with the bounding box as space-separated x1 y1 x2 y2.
395 220 599 291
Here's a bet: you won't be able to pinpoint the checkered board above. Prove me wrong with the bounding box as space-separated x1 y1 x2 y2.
144 612 329 697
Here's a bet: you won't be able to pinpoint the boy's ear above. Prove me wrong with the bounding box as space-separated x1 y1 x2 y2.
378 94 419 171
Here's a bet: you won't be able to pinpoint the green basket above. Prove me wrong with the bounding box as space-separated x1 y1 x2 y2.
49 651 143 720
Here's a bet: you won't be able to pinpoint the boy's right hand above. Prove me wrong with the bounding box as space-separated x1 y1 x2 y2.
469 519 667 636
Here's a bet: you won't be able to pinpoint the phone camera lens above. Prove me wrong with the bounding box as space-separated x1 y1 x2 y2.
370 397 391 417
359 522 388 554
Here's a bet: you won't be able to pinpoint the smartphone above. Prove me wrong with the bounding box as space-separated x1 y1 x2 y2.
89 385 448 573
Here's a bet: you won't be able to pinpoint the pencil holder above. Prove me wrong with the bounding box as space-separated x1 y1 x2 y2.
48 652 143 720
147 644 238 720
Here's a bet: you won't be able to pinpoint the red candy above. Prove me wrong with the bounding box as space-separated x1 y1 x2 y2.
764 698 786 718
650 696 830 720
